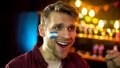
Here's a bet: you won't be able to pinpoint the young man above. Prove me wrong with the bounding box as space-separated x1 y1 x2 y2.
5 1 89 68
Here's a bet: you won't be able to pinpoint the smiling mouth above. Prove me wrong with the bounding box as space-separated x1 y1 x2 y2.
56 41 70 48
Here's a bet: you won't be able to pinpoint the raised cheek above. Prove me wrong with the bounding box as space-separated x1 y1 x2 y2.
57 32 62 37
70 31 76 36
74 32 76 37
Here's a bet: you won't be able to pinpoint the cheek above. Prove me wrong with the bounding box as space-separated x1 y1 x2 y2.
47 39 56 49
71 32 76 38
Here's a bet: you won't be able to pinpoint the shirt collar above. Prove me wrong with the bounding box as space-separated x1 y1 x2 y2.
32 42 48 67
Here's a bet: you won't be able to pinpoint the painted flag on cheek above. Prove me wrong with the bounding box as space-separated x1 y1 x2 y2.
50 32 58 39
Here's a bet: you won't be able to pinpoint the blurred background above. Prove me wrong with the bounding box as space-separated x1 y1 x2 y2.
1 0 120 68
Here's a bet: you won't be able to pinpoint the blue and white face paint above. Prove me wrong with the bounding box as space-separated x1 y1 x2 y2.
50 32 58 39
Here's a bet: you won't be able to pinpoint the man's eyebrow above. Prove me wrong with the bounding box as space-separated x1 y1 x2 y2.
52 23 76 27
53 23 63 26
70 24 76 27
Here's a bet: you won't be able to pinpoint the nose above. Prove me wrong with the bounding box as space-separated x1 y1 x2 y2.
62 29 71 39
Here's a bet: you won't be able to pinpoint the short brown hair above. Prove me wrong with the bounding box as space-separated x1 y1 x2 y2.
40 1 78 26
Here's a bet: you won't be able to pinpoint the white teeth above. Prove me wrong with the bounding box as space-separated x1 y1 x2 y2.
57 41 68 46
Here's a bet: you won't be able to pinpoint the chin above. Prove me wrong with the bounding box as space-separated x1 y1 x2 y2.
59 55 67 60
61 52 69 59
55 52 68 60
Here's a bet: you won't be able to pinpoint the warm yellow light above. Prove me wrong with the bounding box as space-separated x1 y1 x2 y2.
75 0 81 7
89 9 95 17
80 20 86 26
77 33 83 37
114 20 119 29
89 24 94 28
94 35 99 39
107 28 111 33
94 29 98 34
79 13 84 19
99 28 103 32
81 8 87 15
85 16 91 22
109 33 113 37
92 18 99 24
101 32 105 36
98 20 104 28
112 29 116 33
116 29 119 33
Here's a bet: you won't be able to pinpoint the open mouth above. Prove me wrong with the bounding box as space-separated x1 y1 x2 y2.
56 41 70 48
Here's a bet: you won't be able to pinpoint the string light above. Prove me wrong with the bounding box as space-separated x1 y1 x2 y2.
73 0 120 41
114 20 119 29
89 9 95 17
107 28 111 33
75 0 81 7
92 18 99 24
79 13 84 19
98 20 104 28
81 7 87 15
74 0 120 30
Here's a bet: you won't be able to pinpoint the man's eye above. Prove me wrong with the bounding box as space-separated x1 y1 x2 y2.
68 26 75 31
55 25 62 30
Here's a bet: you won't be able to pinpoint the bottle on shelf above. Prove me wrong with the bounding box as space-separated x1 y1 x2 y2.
98 44 104 58
92 43 99 57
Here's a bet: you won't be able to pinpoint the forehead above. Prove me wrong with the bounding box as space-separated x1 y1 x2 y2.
49 12 75 25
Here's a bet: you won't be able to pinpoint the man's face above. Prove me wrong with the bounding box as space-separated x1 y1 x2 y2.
42 12 76 59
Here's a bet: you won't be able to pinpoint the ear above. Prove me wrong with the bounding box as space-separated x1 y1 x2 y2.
38 25 45 37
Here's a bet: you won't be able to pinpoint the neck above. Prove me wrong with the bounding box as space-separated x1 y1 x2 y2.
39 45 60 61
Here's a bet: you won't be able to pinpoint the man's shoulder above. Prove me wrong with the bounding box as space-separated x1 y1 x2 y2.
68 52 90 68
69 52 82 58
5 51 31 68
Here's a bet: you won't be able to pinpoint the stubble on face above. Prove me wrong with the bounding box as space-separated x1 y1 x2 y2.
42 11 76 60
